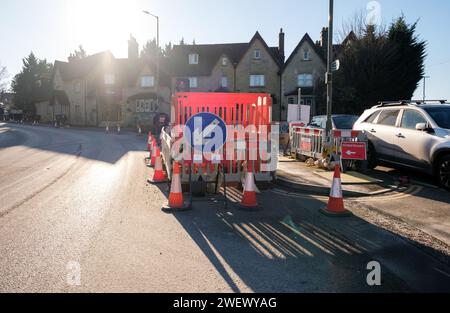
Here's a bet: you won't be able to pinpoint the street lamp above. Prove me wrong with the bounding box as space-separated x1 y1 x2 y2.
325 0 334 135
142 10 160 108
422 76 430 102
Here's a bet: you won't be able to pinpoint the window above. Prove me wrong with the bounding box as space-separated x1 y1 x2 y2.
221 76 228 88
140 76 155 88
189 54 199 64
424 107 450 129
365 111 381 124
297 74 313 87
136 99 158 113
287 97 296 105
74 81 81 93
222 57 228 66
104 74 115 85
189 77 198 88
377 110 400 126
401 110 428 130
253 49 262 59
303 48 311 61
249 75 265 87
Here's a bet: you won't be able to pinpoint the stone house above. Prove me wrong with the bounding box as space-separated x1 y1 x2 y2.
169 30 285 120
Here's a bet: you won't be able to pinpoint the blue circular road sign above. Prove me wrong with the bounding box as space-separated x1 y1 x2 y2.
184 112 227 153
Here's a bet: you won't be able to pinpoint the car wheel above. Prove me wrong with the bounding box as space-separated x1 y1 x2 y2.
437 155 450 191
367 143 378 170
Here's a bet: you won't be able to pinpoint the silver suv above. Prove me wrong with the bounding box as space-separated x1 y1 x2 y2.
353 100 450 190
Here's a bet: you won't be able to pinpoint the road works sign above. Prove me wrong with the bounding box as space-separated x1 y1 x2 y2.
341 142 367 160
184 112 227 154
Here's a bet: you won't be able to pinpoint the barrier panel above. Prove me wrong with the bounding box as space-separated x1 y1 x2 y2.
161 92 276 184
290 127 326 159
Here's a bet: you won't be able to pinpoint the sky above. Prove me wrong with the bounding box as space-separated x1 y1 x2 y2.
1 0 449 100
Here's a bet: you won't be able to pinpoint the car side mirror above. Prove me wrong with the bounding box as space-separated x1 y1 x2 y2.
416 123 435 133
416 123 427 131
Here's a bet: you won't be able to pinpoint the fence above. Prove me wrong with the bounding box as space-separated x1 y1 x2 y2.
160 92 277 184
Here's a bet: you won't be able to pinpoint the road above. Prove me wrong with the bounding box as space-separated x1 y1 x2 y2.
1 122 450 293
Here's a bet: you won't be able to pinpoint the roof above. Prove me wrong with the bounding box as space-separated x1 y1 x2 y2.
169 32 282 77
53 52 171 87
284 33 327 68
54 51 115 81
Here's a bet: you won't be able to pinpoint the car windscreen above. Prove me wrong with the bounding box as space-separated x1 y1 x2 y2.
424 107 450 129
332 116 359 129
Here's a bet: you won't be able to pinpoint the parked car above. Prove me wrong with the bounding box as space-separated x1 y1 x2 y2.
353 100 450 190
308 115 360 130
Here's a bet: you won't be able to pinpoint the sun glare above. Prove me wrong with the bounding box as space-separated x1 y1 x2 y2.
66 0 141 55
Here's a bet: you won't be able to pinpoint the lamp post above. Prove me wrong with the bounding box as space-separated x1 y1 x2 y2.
142 10 160 108
325 0 334 135
422 76 430 102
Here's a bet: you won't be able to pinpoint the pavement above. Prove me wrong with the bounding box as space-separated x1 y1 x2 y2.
276 155 450 256
1 122 450 293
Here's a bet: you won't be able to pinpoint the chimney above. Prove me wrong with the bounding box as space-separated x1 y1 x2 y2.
279 28 285 63
320 27 328 48
128 34 139 60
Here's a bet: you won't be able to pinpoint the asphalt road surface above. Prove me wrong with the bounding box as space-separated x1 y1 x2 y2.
1 123 450 293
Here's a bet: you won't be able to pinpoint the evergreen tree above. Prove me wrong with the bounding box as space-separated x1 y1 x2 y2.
11 52 53 113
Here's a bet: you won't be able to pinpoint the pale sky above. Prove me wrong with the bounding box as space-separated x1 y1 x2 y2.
1 0 449 100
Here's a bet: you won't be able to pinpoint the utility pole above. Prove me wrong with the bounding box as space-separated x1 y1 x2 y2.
423 76 430 102
325 0 334 135
143 11 160 108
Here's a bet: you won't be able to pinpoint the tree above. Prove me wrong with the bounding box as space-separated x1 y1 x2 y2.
69 45 88 60
0 62 8 92
331 16 426 114
11 52 53 113
140 38 163 59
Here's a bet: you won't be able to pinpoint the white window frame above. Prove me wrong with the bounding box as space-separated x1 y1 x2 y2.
140 76 155 88
222 57 228 66
221 76 228 88
297 74 313 87
253 49 262 60
189 77 198 88
104 74 115 85
303 49 311 61
189 54 199 65
249 74 265 87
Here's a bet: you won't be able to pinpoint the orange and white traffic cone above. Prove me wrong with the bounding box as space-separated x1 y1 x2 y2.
148 148 167 184
162 162 191 212
147 132 152 152
149 138 157 167
239 161 259 211
320 165 352 217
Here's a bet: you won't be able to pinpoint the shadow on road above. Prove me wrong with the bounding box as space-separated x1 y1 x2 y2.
154 182 450 293
0 123 146 165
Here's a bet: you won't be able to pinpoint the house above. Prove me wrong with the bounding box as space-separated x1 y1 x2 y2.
169 30 285 120
281 28 355 120
46 35 171 128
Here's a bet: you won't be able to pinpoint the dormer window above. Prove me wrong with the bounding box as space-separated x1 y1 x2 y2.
253 49 262 60
303 48 311 61
189 54 199 64
104 74 115 85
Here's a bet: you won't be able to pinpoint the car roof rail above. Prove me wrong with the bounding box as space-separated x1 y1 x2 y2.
376 99 448 107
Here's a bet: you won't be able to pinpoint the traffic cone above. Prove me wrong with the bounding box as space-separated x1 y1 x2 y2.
148 148 167 184
147 132 153 151
150 138 157 167
320 165 352 217
239 161 259 211
162 162 191 212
